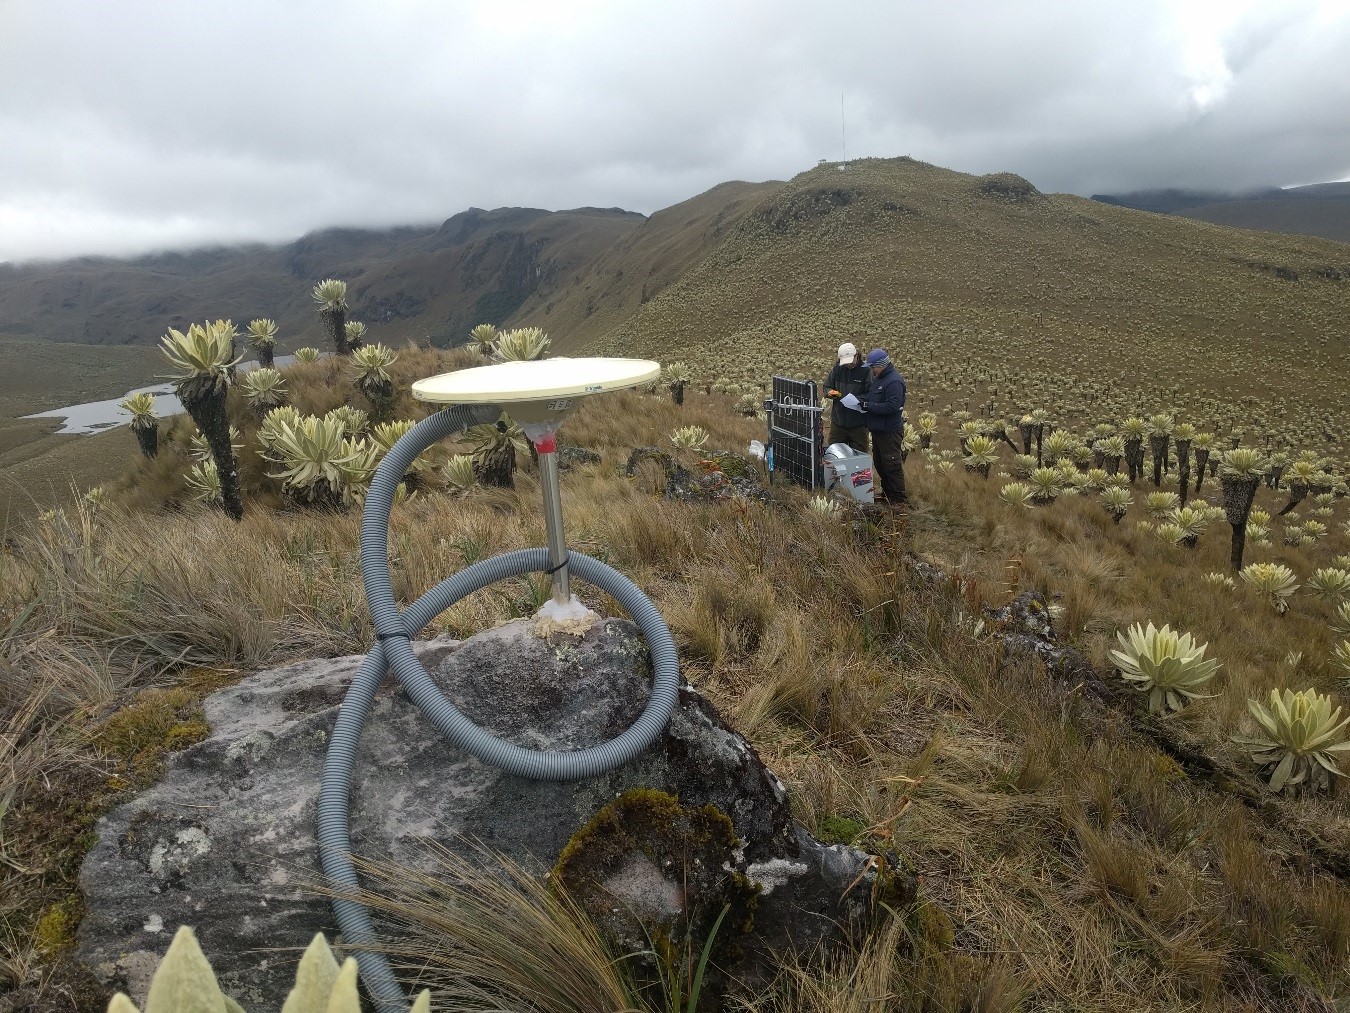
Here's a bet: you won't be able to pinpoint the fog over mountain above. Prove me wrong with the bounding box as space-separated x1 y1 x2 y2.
2 0 1349 262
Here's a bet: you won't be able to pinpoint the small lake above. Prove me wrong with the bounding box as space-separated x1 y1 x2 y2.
22 356 306 435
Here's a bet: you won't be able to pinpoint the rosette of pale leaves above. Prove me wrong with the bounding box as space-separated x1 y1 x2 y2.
1029 467 1061 503
240 367 287 409
311 278 347 310
1155 522 1186 547
1307 568 1350 601
1202 571 1236 590
293 347 321 363
1282 525 1312 548
1110 622 1220 712
257 406 303 451
246 318 278 348
443 454 477 494
1010 454 1037 478
963 434 998 470
1334 602 1350 637
184 460 222 505
1221 447 1268 478
1144 491 1181 519
1234 688 1350 792
807 495 841 519
1041 428 1076 464
325 406 369 438
465 414 529 461
469 323 498 354
264 414 378 506
1240 562 1300 613
160 321 241 393
343 321 367 346
105 925 430 1013
350 343 397 383
371 420 432 476
916 412 938 436
1332 640 1350 679
1087 422 1116 441
1085 468 1108 489
120 392 157 430
1170 506 1210 539
493 326 551 361
998 481 1035 508
735 392 761 416
1101 485 1132 518
670 425 710 451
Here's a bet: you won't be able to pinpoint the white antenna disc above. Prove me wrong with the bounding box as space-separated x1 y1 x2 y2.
412 357 661 422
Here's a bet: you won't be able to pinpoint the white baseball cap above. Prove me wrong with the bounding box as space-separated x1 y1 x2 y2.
837 342 857 365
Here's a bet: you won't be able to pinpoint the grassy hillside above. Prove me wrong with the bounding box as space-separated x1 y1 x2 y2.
523 180 782 347
584 158 1350 450
0 207 642 349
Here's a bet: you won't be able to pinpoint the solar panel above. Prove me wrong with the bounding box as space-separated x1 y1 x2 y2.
767 376 824 490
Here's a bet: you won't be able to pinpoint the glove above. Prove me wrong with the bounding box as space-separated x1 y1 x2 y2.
827 389 842 399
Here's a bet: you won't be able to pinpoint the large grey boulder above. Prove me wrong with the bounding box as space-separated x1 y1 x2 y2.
78 619 905 1007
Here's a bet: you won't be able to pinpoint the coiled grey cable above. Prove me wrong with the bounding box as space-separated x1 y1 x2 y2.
317 405 681 1011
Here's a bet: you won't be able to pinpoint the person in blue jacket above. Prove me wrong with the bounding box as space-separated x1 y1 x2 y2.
860 347 907 506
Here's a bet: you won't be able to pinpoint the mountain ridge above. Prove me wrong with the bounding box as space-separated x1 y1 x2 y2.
1092 181 1350 244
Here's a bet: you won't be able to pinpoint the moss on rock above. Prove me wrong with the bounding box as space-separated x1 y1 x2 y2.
552 788 760 997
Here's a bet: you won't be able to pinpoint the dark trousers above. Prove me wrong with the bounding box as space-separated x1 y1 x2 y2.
871 429 907 504
827 423 870 455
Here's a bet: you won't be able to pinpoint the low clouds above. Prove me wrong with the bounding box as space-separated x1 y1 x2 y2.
2 0 1348 262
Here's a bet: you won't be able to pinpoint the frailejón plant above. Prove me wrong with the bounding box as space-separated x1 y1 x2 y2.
105 925 430 1013
1234 688 1350 792
1110 622 1220 713
1240 563 1300 614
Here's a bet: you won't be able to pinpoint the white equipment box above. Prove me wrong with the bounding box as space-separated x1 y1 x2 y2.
823 442 875 504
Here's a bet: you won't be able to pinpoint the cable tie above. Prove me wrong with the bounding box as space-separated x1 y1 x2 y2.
544 554 571 575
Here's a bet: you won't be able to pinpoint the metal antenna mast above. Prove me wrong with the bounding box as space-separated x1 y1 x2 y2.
840 91 848 168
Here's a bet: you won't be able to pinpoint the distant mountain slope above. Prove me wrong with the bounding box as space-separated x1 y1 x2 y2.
586 158 1350 446
1092 182 1350 245
529 180 783 353
0 206 643 348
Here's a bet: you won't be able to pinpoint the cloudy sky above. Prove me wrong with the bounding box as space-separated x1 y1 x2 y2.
2 0 1348 263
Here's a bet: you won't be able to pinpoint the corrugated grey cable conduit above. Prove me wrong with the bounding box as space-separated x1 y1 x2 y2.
317 405 681 1011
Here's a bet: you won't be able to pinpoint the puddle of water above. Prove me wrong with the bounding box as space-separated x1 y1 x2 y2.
22 356 306 435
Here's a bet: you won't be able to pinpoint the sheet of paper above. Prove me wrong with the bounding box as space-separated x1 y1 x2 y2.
839 393 861 410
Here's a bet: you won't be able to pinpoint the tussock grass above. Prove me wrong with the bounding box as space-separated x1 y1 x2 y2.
341 843 645 1013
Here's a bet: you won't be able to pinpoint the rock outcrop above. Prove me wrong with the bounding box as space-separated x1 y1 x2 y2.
78 618 905 1007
